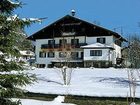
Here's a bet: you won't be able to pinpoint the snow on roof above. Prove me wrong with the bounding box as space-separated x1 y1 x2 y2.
7 14 43 23
7 0 20 5
81 43 113 49
20 51 34 56
22 18 42 23
7 14 18 21
28 18 42 22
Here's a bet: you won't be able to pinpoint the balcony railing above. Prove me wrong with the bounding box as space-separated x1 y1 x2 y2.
41 43 87 49
41 44 60 49
71 43 87 48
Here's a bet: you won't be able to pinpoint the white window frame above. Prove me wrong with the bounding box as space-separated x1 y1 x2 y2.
39 52 46 58
90 50 102 56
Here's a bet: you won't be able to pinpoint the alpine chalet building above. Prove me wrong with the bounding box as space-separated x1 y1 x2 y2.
28 12 126 68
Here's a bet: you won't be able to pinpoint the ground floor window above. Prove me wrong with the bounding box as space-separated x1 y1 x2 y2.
48 52 55 58
90 50 102 56
37 64 46 68
71 52 79 59
84 61 112 68
59 52 67 58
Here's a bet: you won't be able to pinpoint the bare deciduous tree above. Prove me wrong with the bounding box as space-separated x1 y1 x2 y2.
53 42 75 86
125 35 140 104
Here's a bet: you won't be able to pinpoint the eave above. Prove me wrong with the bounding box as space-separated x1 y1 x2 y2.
27 15 127 42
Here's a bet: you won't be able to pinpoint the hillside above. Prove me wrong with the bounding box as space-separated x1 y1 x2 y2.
24 68 140 98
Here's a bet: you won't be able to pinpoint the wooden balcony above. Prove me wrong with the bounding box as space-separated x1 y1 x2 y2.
41 43 87 50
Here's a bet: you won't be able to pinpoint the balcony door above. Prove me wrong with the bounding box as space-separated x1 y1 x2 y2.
71 39 79 45
48 40 55 48
59 39 67 46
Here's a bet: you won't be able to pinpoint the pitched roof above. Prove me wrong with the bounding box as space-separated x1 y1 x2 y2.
81 43 114 49
27 15 127 42
20 51 34 56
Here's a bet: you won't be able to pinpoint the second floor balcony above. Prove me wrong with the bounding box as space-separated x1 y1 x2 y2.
41 43 87 50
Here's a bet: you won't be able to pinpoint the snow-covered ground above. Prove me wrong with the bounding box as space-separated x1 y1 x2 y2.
24 68 140 98
15 96 76 105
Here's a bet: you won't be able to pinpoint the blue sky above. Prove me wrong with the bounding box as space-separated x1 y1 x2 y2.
15 0 140 38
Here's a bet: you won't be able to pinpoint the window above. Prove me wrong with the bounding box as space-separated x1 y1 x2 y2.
59 52 66 58
48 52 55 58
48 40 55 48
38 64 46 68
39 52 46 58
90 50 102 56
97 38 106 44
59 39 67 45
41 44 48 49
71 52 79 59
48 40 55 45
71 39 79 45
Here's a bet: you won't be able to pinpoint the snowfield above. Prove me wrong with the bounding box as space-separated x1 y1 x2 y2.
24 68 140 98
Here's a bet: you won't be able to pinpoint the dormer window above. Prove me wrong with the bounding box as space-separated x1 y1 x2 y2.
97 38 106 44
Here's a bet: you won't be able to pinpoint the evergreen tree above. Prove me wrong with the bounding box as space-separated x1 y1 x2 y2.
15 32 34 51
0 0 42 105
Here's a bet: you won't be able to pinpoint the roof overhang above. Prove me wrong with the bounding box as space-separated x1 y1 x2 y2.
27 15 127 42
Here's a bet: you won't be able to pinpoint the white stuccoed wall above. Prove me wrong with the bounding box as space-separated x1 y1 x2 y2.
35 39 52 65
86 36 113 45
83 49 111 61
35 35 122 65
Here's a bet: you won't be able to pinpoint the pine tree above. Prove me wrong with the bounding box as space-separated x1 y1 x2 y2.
0 0 42 105
15 32 34 51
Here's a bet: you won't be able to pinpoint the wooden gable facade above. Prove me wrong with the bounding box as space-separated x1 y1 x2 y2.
28 15 126 42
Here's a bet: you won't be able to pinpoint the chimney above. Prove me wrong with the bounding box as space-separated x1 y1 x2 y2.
71 9 75 16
